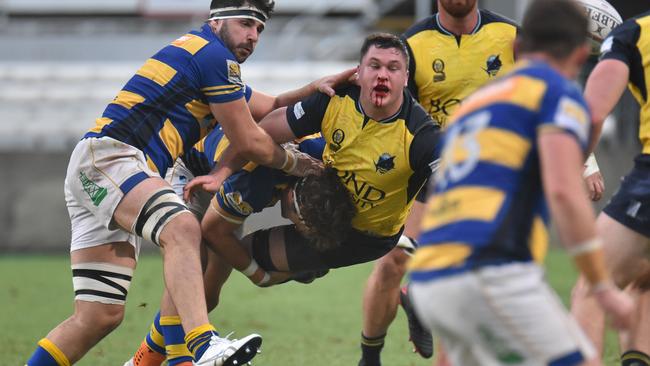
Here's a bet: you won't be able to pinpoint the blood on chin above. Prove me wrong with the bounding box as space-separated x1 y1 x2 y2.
372 91 387 107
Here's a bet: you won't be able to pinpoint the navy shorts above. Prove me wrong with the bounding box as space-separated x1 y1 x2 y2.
250 225 402 272
603 154 650 238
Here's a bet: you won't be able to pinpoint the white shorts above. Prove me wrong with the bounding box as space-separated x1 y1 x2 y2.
165 159 212 218
410 263 595 366
65 137 157 253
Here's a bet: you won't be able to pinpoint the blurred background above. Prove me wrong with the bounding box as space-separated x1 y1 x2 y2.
0 0 647 251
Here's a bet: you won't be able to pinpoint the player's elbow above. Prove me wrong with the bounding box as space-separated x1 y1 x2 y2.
545 183 576 208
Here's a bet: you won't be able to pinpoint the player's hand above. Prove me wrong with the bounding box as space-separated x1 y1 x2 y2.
183 175 222 202
584 171 605 201
593 285 634 330
285 151 323 177
317 67 358 97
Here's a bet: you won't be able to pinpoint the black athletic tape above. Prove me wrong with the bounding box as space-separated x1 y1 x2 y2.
74 289 127 301
72 269 130 297
251 229 277 271
150 205 187 245
134 189 176 236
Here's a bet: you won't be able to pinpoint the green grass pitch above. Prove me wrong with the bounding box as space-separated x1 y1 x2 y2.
3 249 621 365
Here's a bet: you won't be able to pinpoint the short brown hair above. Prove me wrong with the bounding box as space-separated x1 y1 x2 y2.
359 32 409 65
296 167 356 251
518 0 589 59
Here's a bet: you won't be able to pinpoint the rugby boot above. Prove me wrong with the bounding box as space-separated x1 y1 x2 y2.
399 286 434 359
194 333 262 366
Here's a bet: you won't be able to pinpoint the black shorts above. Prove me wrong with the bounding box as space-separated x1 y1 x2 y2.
603 154 650 238
251 225 402 272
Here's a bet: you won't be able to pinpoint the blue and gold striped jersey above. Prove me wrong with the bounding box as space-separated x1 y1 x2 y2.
287 86 440 237
180 127 325 224
600 10 650 155
409 61 591 282
403 9 518 127
84 24 251 175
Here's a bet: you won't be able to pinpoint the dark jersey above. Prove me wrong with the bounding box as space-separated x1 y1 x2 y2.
600 10 650 154
287 85 440 237
180 126 324 225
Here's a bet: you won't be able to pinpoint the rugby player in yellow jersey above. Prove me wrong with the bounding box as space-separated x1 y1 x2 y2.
24 1 354 365
570 10 650 366
409 1 633 365
359 1 606 364
359 1 517 364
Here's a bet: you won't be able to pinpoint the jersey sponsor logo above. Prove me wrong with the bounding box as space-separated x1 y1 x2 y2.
374 153 396 174
483 55 503 77
428 98 462 126
338 171 386 209
224 191 253 215
329 128 345 152
293 102 305 120
226 59 244 86
432 58 446 82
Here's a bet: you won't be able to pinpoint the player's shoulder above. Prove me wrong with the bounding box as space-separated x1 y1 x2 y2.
402 16 437 40
478 9 519 30
403 92 438 134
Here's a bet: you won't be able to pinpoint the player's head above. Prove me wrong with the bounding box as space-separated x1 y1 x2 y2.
517 0 590 77
437 0 478 19
281 167 356 251
358 33 410 110
208 0 275 62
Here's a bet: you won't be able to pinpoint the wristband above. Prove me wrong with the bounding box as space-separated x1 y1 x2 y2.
583 153 600 177
242 259 259 277
569 237 610 286
281 149 297 173
256 272 270 286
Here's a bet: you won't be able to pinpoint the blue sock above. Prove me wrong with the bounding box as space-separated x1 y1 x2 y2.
27 339 70 366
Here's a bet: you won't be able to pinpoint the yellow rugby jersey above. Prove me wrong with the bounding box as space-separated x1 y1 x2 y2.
409 61 591 281
85 24 251 178
600 10 650 154
287 86 440 237
403 9 517 127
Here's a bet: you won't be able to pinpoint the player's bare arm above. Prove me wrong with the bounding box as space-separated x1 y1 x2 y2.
584 59 630 153
200 206 291 287
184 105 321 200
248 68 357 121
538 129 633 330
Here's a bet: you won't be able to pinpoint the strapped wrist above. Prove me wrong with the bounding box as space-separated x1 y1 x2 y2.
570 237 610 286
281 149 297 173
256 272 270 286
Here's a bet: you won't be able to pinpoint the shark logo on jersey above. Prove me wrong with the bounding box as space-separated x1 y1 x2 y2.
375 153 396 174
483 55 502 77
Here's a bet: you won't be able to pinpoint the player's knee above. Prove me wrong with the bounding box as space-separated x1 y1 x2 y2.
375 250 409 282
74 303 125 336
158 213 201 249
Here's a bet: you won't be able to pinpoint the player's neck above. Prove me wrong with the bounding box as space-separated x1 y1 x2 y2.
437 8 479 35
521 53 578 79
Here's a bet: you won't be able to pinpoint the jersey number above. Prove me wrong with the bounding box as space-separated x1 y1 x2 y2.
436 111 491 188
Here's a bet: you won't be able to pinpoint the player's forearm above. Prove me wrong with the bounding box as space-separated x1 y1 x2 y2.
273 80 319 110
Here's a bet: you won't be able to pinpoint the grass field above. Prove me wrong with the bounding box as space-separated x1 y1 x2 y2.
3 249 622 365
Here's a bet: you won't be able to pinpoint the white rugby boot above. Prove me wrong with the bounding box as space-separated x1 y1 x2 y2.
194 333 262 366
122 358 134 366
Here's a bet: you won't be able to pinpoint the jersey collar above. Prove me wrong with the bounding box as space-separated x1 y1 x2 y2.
434 9 482 36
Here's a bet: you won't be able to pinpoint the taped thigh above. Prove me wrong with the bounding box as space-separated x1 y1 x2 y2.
132 188 190 245
72 262 134 305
